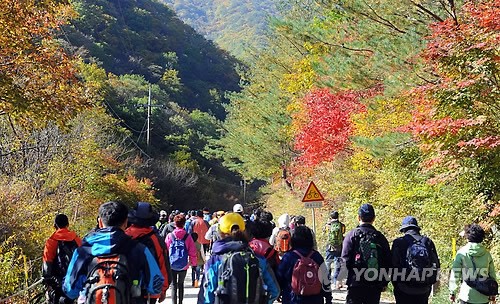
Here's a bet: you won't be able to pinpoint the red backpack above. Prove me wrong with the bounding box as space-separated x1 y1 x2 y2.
291 250 322 296
274 228 291 255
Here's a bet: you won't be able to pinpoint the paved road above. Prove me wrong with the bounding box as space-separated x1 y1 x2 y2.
159 271 395 304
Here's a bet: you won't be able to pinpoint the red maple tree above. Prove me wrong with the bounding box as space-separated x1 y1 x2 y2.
294 88 370 167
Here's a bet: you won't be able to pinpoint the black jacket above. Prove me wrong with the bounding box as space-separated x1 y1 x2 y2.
341 223 392 288
391 230 440 295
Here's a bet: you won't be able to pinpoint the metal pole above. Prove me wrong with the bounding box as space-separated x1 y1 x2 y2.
243 178 246 204
147 84 151 148
312 207 316 233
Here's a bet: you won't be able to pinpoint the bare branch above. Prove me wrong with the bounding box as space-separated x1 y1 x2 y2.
363 1 407 34
409 0 444 23
306 34 374 56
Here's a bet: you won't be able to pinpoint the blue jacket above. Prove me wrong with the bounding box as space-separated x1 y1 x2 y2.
63 227 164 300
197 237 280 304
276 247 332 304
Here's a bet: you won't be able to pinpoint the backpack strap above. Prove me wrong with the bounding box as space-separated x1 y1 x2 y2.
170 232 189 242
293 250 314 259
136 230 156 241
263 245 275 259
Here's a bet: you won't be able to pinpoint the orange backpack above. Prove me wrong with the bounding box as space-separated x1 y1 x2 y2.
274 228 291 255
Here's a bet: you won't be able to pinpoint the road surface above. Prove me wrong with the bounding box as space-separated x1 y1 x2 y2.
159 271 395 304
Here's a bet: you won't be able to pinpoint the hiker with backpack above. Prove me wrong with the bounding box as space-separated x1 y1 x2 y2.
449 224 497 304
63 201 164 303
205 211 224 253
248 219 280 271
341 203 391 304
126 202 173 303
270 213 292 256
190 232 205 288
291 216 318 251
43 214 82 304
276 225 332 304
198 212 280 304
188 210 211 253
165 214 197 304
324 211 346 290
391 216 440 304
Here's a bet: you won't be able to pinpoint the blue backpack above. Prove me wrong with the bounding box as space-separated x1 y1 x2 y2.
169 233 189 271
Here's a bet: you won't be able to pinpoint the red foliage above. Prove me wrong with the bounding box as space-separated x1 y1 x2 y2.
294 88 370 167
406 0 500 170
425 0 500 61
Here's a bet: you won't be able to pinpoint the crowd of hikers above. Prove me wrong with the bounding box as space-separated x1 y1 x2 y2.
41 201 498 304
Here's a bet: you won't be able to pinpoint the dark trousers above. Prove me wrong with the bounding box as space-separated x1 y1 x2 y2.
172 270 187 304
47 287 74 304
346 286 382 304
202 243 209 253
394 286 431 304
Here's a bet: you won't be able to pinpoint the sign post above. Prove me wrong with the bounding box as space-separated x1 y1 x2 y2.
301 181 325 233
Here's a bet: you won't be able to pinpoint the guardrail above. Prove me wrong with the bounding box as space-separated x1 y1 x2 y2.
0 278 43 303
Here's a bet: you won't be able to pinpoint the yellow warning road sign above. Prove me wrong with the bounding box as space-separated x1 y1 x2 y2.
302 181 325 202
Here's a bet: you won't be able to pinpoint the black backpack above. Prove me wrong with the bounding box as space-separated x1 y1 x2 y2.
55 240 78 279
405 235 437 285
215 248 267 304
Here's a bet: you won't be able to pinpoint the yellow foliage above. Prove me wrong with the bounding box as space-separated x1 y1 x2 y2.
353 97 412 138
350 147 379 173
280 58 315 95
0 236 24 298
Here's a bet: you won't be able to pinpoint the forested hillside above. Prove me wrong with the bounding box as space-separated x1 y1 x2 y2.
66 0 241 118
0 0 249 297
162 0 278 59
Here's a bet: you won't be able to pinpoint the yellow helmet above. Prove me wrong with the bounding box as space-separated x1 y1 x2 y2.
218 212 246 234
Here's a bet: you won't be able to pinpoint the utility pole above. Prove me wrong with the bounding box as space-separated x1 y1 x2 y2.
241 179 247 204
137 84 165 150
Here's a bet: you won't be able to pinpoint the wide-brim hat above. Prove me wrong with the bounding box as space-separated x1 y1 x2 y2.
129 202 159 227
400 216 421 232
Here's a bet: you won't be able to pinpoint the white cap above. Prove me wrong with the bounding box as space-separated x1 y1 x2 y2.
233 203 244 213
160 210 167 216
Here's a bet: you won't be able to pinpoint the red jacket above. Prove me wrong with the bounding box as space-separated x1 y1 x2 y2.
191 217 210 245
126 225 171 296
42 228 81 278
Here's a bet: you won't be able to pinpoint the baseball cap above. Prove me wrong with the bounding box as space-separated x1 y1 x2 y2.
159 210 167 216
219 213 246 234
233 203 244 213
358 204 375 219
295 215 306 225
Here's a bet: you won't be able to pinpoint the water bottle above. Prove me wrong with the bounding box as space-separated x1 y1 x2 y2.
131 279 141 298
